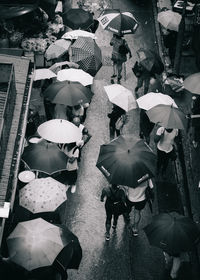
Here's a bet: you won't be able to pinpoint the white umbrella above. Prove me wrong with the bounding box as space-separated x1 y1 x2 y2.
45 39 72 61
49 61 79 74
62 29 97 40
33 68 57 81
37 119 82 143
57 69 93 86
104 84 137 112
136 92 178 110
19 177 67 213
157 10 182 32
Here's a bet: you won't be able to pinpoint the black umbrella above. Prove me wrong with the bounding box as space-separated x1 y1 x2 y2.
137 48 164 74
144 212 200 255
62 8 94 30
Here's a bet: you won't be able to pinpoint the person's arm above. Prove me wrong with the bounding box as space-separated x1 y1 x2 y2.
154 127 164 143
100 188 107 202
125 42 132 58
170 256 181 279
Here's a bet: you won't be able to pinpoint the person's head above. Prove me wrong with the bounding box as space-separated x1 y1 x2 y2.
166 128 173 133
72 116 81 127
74 104 81 110
64 142 76 151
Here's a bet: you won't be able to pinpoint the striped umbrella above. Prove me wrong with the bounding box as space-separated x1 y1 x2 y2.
98 9 139 36
70 36 102 76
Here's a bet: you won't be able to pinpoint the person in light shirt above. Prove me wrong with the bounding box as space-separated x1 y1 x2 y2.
154 127 178 177
125 178 154 236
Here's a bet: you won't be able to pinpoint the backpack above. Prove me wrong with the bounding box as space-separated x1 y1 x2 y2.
118 40 129 55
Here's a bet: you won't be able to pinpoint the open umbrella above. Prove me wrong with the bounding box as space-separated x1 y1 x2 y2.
98 9 139 35
183 73 200 95
45 39 72 61
33 68 57 81
21 140 67 175
43 81 93 106
37 119 82 144
144 212 200 255
70 36 102 76
136 92 178 111
104 84 137 112
62 29 97 40
137 48 164 74
157 10 182 32
7 218 82 271
96 135 156 187
57 69 93 86
62 8 94 30
49 61 79 74
0 1 39 19
146 104 187 129
19 177 67 213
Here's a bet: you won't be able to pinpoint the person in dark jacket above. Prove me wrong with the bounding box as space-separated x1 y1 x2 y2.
139 109 155 144
100 184 127 241
163 29 177 66
107 104 126 140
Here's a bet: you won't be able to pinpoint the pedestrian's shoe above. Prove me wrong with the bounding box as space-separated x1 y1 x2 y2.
117 78 121 84
71 185 76 193
192 140 198 148
111 74 117 78
132 229 139 237
112 224 117 229
105 232 110 241
111 79 114 84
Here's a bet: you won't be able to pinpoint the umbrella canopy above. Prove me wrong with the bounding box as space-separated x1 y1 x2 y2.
0 1 38 19
136 92 178 111
57 69 93 86
33 68 57 81
96 135 157 187
183 73 200 95
104 84 137 112
137 48 164 74
49 61 79 74
144 212 200 255
98 9 139 35
19 177 67 213
70 36 102 76
45 39 72 61
37 119 82 144
157 10 182 32
43 81 93 106
21 140 67 175
62 8 94 30
54 225 82 271
7 218 82 271
62 29 97 40
146 104 187 129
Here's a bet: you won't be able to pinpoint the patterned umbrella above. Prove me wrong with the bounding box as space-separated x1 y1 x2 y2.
70 36 102 76
98 9 139 35
45 39 72 61
62 8 94 30
19 177 67 213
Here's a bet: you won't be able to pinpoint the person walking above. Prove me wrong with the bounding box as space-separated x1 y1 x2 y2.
154 126 178 177
110 34 132 84
100 184 127 241
189 96 200 148
61 142 80 193
107 104 126 140
125 179 154 236
139 109 155 144
115 112 128 137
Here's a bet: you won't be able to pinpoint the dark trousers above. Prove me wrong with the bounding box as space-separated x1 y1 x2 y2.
105 201 119 233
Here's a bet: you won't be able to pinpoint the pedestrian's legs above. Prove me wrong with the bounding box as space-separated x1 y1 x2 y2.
109 122 115 140
68 170 78 193
117 62 123 83
116 129 120 137
113 214 119 229
105 210 112 240
132 208 141 236
143 76 150 95
135 76 143 97
112 62 117 77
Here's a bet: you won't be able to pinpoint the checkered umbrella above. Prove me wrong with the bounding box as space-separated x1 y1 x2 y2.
70 36 102 76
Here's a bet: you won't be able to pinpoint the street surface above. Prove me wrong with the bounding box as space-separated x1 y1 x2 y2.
61 0 166 279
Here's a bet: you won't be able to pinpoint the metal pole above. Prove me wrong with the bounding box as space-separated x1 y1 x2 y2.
173 0 187 75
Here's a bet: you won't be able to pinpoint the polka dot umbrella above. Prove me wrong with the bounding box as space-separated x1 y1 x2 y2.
19 177 67 214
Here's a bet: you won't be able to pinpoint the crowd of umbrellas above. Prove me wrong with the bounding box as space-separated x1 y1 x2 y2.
4 6 200 278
